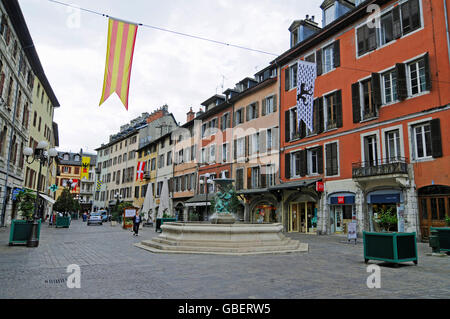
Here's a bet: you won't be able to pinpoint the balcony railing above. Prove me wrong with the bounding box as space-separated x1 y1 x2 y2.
352 157 408 178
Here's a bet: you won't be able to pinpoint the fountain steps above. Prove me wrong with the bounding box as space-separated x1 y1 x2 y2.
135 222 309 256
135 240 308 255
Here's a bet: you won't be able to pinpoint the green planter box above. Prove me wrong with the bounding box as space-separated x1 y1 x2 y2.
155 218 177 233
430 227 450 252
363 231 418 265
9 220 41 246
55 216 71 228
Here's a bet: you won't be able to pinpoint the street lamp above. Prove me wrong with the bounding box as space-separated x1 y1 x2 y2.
199 173 213 221
23 141 58 248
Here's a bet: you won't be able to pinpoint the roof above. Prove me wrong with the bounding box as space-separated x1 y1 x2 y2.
272 0 387 66
57 151 97 166
136 130 173 152
201 94 226 107
2 0 60 107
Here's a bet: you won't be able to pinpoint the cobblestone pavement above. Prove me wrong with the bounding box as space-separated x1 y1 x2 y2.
0 219 449 299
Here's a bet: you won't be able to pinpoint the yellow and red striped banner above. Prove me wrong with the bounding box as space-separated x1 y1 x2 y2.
99 18 138 110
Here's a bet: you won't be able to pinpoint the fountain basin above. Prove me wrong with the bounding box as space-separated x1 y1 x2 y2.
135 222 309 256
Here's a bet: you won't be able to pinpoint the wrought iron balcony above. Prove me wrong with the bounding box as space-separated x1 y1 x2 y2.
352 157 408 179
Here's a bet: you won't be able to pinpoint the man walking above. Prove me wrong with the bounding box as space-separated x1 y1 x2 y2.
132 211 142 236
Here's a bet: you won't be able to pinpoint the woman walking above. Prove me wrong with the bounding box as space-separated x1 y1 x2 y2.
132 211 142 236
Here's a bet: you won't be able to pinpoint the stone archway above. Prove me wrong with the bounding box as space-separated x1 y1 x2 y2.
248 194 281 223
283 190 319 233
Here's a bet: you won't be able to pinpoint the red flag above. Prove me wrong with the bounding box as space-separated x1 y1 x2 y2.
136 161 146 181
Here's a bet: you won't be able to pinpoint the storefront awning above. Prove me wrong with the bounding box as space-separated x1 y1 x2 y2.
268 178 321 191
39 193 56 204
185 195 212 207
370 194 400 204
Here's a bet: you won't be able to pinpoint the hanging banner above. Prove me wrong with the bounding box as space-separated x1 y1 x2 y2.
136 161 146 181
296 60 316 132
99 18 138 110
80 157 91 180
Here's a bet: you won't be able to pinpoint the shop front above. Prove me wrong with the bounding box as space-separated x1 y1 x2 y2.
328 193 356 234
367 190 404 232
418 185 450 239
289 201 317 234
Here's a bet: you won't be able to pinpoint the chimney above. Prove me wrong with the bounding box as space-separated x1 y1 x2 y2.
186 107 195 122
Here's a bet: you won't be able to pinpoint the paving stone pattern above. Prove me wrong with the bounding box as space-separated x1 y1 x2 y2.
0 220 449 299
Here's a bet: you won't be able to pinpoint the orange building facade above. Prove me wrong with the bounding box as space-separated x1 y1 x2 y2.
276 0 449 238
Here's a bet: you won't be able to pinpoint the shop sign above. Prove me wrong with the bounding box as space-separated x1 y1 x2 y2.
338 196 345 204
347 222 357 244
316 182 324 192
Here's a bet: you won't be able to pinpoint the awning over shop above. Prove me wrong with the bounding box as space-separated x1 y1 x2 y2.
268 178 321 191
185 194 212 207
329 193 355 205
370 194 400 204
39 193 56 204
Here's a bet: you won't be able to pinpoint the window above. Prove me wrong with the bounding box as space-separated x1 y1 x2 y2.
290 63 297 89
401 0 421 35
167 151 172 166
221 112 230 130
236 138 245 158
382 69 398 104
291 151 302 177
222 143 228 163
251 133 259 155
209 144 216 163
236 169 244 190
408 58 427 95
151 158 156 171
357 24 377 56
361 79 376 119
201 148 206 164
267 129 273 151
323 44 334 74
364 135 378 166
247 103 259 121
263 96 275 116
325 93 337 130
307 149 319 175
235 108 244 126
324 5 335 26
177 150 183 164
158 154 165 168
385 129 401 161
380 11 394 45
412 123 432 160
289 108 300 140
305 53 315 63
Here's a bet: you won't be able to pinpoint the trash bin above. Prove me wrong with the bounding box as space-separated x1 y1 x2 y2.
429 227 450 253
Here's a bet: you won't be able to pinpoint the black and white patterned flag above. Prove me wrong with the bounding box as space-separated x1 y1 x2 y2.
296 60 317 132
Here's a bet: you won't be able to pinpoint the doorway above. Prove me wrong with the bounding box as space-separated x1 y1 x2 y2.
289 202 317 234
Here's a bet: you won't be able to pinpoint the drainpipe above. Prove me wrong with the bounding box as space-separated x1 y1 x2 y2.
444 0 450 66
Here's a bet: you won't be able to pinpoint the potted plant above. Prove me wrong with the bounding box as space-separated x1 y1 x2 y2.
446 215 450 227
9 189 40 246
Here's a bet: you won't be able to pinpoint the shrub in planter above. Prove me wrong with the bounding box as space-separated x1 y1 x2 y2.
16 189 36 221
445 215 450 227
374 206 398 232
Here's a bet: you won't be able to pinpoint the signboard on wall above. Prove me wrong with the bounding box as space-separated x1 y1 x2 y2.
338 196 345 204
316 182 324 192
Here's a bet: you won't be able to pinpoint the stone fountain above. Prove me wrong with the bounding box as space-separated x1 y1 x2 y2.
135 178 308 255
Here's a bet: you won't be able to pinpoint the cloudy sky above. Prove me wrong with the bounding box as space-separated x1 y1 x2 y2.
19 0 323 154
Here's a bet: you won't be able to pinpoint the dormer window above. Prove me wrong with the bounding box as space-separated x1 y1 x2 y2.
291 28 299 47
63 154 69 161
324 5 335 26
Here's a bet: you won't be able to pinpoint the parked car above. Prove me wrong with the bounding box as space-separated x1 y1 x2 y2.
99 210 109 222
87 212 103 226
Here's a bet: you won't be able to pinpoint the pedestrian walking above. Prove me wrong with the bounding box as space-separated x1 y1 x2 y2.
132 211 142 236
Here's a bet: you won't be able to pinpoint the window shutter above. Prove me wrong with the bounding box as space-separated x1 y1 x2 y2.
255 101 259 118
233 112 236 127
357 26 366 56
300 150 307 177
392 6 402 39
234 139 237 160
246 105 250 121
261 169 267 189
272 127 279 151
424 53 432 91
248 134 253 156
260 130 267 154
396 63 408 101
430 119 443 158
299 121 306 139
247 167 252 189
285 110 291 142
335 90 343 128
318 97 324 133
245 136 249 157
273 94 277 113
351 82 361 123
316 49 323 76
333 40 340 68
220 115 224 131
317 146 324 174
314 99 319 133
227 114 231 128
326 144 332 176
285 153 291 179
285 67 290 91
371 73 382 109
262 98 266 116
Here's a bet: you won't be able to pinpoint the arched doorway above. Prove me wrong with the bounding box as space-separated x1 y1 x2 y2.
418 185 450 239
175 203 184 221
285 193 318 234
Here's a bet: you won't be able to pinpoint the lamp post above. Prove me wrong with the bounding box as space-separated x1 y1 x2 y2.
23 141 58 248
199 173 213 221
